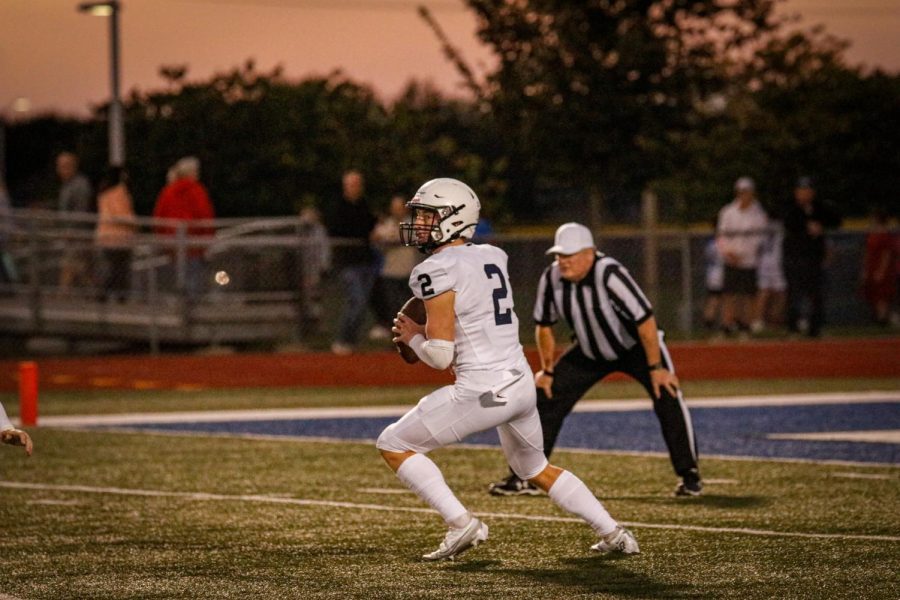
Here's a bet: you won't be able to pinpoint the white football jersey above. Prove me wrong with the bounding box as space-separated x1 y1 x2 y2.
409 243 523 373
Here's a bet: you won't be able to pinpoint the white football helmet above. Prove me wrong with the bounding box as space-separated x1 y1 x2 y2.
399 178 481 253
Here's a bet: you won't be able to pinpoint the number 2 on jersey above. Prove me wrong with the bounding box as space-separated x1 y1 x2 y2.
484 263 513 325
418 273 434 296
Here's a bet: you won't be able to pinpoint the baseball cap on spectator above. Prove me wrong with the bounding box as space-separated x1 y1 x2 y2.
796 176 814 189
734 177 755 193
546 222 595 255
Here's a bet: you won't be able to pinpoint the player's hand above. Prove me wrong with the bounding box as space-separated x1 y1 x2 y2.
650 369 680 400
392 312 425 345
1 429 33 456
535 371 554 399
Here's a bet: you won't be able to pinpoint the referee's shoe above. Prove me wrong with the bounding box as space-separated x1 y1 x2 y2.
675 469 703 497
488 473 542 496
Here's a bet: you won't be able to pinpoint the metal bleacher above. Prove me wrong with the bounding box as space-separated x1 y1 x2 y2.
0 210 318 351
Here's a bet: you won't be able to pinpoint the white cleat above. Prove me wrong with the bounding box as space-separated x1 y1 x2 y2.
590 526 640 555
422 518 489 561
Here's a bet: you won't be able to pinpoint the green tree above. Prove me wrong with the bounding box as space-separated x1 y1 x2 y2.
654 26 900 221
463 0 782 220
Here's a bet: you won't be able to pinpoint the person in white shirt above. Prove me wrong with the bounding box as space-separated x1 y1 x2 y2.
0 401 33 456
702 225 725 331
753 213 787 333
715 177 769 336
377 178 638 561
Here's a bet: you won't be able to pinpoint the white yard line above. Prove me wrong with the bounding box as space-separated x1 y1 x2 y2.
832 472 897 480
357 487 413 495
31 390 900 428
2 480 898 544
769 430 900 444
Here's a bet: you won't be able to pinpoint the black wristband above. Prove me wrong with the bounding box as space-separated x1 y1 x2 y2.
543 370 555 377
647 362 665 371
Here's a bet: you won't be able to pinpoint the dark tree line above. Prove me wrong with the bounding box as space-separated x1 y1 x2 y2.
463 0 899 221
4 2 898 223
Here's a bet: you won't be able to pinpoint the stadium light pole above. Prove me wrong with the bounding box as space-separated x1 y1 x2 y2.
0 97 31 182
77 0 125 167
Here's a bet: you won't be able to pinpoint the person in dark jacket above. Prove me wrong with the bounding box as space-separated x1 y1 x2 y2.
782 177 842 337
324 170 378 354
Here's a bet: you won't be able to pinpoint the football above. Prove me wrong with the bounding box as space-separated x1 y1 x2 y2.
395 296 427 364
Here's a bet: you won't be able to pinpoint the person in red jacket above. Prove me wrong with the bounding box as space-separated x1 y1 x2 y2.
861 209 898 326
152 156 215 298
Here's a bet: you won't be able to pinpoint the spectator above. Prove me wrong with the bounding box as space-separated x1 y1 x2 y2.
752 210 787 333
369 194 420 341
715 177 768 337
152 157 215 299
702 220 724 332
297 204 331 335
94 167 137 303
324 170 378 355
0 180 15 289
861 209 897 326
56 151 94 291
895 232 900 327
783 176 842 337
472 211 496 244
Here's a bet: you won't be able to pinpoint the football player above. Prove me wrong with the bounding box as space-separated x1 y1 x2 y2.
377 178 638 561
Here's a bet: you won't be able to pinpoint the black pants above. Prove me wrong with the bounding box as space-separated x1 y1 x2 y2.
101 248 131 301
785 264 824 336
537 343 699 477
371 276 410 328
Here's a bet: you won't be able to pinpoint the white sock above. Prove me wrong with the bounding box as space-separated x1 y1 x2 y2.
396 453 470 528
547 470 617 536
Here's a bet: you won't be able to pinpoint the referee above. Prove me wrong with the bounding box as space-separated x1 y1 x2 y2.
489 223 701 496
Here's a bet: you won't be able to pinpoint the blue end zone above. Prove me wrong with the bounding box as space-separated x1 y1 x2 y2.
113 401 900 464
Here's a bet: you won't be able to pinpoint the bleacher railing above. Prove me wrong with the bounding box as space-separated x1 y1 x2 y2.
0 209 872 352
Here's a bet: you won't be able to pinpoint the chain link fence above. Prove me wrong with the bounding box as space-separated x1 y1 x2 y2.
0 209 875 353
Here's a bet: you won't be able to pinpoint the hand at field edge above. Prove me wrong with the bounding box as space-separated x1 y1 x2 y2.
1 429 33 456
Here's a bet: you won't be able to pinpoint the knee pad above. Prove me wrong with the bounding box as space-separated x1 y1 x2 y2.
509 456 548 482
376 424 409 453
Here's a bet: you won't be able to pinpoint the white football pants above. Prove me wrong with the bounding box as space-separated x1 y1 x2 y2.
376 358 549 481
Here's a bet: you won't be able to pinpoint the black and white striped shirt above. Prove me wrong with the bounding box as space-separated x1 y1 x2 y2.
533 252 654 361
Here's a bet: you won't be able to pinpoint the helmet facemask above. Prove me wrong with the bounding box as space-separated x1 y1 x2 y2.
400 203 472 253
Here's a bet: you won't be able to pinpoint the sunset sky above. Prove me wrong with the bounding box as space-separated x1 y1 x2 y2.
1 0 898 118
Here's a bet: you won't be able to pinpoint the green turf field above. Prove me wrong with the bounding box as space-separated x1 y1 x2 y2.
1 380 898 598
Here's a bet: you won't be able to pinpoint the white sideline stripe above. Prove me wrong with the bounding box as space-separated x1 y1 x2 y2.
27 499 83 506
31 391 900 427
357 487 412 495
833 472 896 480
36 405 415 427
55 426 900 468
2 481 898 544
769 430 900 444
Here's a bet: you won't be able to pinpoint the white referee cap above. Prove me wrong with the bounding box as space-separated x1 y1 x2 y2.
546 222 595 255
